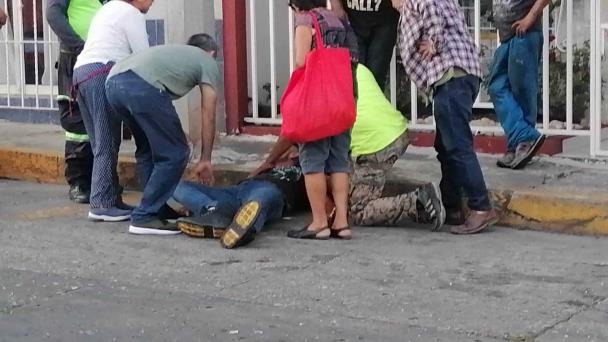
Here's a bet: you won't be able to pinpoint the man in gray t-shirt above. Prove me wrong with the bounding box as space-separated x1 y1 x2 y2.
107 44 220 100
488 0 551 170
105 34 220 235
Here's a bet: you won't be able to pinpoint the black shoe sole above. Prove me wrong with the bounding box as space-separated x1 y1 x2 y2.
511 135 546 170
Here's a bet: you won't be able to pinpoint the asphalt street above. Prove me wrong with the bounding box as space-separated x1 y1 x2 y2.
1 180 607 342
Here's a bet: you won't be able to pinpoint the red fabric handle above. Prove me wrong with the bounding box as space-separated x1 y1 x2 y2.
69 63 114 116
309 12 324 50
74 64 113 89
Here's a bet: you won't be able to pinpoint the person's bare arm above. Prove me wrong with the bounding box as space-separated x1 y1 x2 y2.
512 0 551 36
0 8 7 28
263 135 295 166
329 0 347 19
200 85 217 162
249 135 296 177
294 25 313 68
195 84 217 184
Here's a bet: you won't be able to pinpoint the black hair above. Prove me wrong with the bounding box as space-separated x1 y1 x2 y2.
187 33 219 54
288 0 327 11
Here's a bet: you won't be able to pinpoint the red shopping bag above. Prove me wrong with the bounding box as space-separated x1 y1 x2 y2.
280 12 356 143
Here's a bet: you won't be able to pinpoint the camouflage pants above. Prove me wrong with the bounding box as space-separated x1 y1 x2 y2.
349 133 419 226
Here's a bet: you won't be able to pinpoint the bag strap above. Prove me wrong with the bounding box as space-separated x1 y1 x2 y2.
68 63 113 116
309 11 324 50
73 63 113 90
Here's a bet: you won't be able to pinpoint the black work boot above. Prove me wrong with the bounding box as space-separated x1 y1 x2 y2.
178 205 235 238
69 184 90 204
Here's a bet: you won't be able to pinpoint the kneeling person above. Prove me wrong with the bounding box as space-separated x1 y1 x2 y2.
174 151 305 249
349 65 445 229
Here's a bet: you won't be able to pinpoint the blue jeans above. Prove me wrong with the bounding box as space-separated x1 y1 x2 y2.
488 31 543 150
433 75 491 211
105 71 190 223
173 180 285 233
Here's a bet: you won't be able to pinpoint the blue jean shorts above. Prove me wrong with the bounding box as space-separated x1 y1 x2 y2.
299 129 352 174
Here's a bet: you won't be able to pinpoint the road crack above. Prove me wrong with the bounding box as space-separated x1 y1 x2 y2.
531 295 608 340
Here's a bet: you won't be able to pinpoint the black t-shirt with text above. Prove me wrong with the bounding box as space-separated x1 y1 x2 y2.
341 0 399 29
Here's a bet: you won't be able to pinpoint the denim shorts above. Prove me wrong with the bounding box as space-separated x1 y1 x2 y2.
299 129 352 174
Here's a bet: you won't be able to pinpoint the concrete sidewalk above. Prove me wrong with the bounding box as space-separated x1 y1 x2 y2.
1 121 608 235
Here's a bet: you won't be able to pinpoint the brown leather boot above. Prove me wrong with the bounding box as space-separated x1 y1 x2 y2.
450 209 499 235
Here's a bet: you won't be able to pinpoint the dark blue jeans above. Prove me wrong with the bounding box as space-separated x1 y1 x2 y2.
105 71 190 223
488 31 543 150
433 75 491 211
173 180 285 233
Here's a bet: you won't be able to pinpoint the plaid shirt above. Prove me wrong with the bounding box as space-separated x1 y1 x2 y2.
396 0 482 95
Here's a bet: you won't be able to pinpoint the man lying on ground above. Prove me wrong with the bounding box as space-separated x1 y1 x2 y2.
174 148 307 249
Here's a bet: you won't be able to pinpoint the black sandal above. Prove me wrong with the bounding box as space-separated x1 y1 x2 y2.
330 227 352 240
287 226 330 240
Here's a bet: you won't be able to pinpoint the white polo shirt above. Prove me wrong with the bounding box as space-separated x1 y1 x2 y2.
75 0 149 69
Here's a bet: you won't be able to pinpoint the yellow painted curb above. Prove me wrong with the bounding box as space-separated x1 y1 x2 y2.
0 147 140 186
0 147 64 184
582 217 608 233
508 193 608 223
504 192 608 235
0 147 250 188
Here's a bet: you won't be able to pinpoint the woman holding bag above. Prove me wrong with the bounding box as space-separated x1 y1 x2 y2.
284 0 358 240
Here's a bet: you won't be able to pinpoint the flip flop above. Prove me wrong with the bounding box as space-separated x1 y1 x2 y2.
287 226 330 240
330 227 352 240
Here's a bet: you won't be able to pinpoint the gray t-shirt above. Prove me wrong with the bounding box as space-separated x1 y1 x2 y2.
493 0 542 42
108 45 220 99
